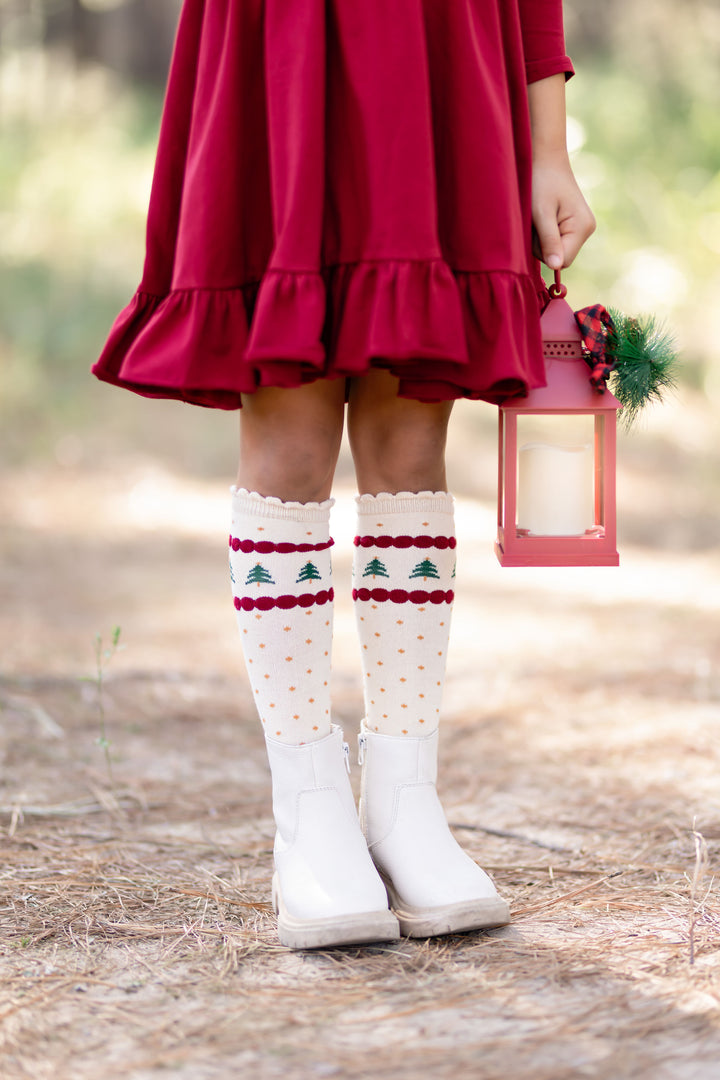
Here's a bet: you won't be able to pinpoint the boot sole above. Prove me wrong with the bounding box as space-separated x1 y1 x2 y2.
381 874 511 938
272 874 401 950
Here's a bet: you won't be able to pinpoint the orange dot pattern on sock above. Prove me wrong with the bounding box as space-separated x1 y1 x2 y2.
351 511 456 740
230 511 337 746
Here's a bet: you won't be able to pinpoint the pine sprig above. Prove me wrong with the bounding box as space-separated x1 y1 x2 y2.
607 309 679 428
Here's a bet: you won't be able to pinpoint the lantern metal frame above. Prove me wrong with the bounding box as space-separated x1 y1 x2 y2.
495 288 621 568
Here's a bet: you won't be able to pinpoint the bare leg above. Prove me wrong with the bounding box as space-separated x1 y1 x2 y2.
237 378 347 502
347 369 453 495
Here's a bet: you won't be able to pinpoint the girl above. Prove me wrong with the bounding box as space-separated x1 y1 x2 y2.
93 0 595 949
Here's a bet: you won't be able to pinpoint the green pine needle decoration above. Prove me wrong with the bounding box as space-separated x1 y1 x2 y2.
607 309 679 428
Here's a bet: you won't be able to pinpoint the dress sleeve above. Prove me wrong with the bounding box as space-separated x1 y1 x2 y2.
517 0 575 84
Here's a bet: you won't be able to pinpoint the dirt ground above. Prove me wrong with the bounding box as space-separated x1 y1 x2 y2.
1 390 719 1079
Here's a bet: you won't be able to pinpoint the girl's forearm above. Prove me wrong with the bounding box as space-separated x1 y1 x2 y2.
527 73 596 268
527 73 569 160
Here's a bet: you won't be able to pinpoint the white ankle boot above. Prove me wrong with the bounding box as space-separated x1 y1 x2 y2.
265 725 400 949
358 724 510 937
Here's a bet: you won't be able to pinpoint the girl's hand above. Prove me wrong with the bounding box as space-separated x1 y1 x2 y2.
527 74 596 270
531 151 596 270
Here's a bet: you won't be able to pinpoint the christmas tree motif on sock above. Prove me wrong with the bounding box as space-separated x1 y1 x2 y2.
297 561 322 584
410 558 440 581
245 563 275 586
363 557 389 580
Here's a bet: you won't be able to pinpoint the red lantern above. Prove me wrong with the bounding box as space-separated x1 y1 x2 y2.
495 281 621 567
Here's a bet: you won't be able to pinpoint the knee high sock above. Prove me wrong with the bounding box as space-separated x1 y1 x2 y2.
352 491 456 737
229 488 335 745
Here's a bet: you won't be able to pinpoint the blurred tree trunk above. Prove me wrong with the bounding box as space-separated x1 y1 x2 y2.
43 0 181 87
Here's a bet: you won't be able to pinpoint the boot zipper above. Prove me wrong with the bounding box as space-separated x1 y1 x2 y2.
358 732 367 766
342 741 351 774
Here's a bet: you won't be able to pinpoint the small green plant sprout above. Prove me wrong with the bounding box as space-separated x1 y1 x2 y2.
688 820 709 966
92 626 124 789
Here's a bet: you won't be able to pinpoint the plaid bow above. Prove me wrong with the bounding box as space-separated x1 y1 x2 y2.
574 305 617 393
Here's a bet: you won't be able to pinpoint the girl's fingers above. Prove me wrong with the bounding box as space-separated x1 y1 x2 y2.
533 209 565 269
558 205 597 268
531 168 596 269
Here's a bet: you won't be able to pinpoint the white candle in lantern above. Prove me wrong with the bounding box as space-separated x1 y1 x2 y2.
517 442 594 536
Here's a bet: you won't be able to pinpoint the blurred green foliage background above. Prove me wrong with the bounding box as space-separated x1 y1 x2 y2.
1 0 718 474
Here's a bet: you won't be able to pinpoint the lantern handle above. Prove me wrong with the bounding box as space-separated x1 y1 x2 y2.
548 268 568 300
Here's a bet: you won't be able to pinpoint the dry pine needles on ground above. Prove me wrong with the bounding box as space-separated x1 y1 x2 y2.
2 405 720 1078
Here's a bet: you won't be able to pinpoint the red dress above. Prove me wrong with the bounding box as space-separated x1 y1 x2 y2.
92 0 573 408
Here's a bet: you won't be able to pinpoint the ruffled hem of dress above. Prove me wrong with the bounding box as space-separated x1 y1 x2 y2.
91 260 547 409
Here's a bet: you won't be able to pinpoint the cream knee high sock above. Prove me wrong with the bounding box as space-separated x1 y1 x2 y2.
352 491 456 737
230 488 335 745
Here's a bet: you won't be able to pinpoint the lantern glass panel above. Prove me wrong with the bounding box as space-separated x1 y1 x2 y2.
515 414 596 537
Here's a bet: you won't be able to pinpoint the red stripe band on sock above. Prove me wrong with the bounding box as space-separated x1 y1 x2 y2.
234 588 334 612
353 535 456 550
352 587 454 605
229 537 334 554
